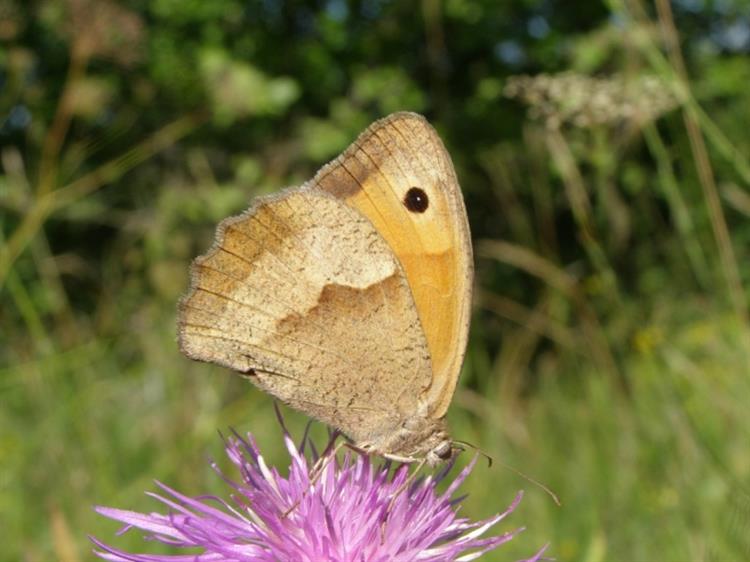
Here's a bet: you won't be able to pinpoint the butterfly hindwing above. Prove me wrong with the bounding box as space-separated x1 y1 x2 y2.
178 188 433 445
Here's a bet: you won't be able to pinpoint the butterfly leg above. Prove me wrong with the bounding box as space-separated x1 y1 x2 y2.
283 437 375 518
281 438 348 518
380 457 427 542
382 452 420 464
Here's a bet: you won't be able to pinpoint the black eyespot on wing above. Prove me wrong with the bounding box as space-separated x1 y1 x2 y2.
403 187 429 213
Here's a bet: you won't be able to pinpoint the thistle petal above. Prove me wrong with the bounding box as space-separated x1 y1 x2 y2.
93 424 542 561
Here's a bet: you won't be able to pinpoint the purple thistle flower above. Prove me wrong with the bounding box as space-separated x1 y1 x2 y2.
92 425 545 562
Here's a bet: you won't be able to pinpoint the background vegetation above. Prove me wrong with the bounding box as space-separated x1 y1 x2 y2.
2 0 750 560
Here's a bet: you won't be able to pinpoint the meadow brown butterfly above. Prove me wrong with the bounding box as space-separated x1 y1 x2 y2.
178 112 473 465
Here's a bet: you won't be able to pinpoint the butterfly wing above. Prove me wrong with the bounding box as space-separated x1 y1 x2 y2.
178 188 433 446
310 112 473 418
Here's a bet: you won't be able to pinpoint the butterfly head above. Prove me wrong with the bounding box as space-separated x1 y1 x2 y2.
426 435 456 466
383 416 456 466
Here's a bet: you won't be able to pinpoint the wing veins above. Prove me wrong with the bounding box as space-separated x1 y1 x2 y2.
192 261 337 338
184 293 361 371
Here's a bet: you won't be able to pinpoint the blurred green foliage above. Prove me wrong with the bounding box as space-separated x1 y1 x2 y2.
2 0 750 560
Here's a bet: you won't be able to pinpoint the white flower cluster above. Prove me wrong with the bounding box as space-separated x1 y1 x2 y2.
505 72 678 129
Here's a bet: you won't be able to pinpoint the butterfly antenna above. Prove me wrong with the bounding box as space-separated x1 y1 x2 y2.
452 440 561 506
452 439 493 467
499 460 561 506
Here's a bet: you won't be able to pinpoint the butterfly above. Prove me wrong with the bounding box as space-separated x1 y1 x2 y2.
178 112 473 465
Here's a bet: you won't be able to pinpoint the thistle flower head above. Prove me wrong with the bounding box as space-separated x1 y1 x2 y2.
92 425 545 561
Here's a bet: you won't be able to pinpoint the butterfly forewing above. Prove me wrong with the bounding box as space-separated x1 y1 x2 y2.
310 112 473 418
